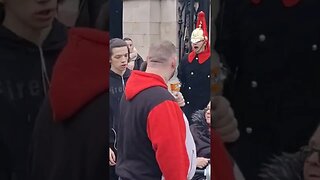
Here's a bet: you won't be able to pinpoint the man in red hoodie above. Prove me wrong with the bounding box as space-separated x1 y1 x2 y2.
116 41 197 180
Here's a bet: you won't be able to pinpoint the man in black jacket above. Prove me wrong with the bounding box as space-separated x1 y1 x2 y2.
0 0 67 179
29 2 109 180
109 38 131 180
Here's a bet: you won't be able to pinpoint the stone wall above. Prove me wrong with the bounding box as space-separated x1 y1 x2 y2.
123 0 177 60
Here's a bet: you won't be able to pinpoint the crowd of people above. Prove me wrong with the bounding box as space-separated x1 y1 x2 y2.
108 10 240 180
0 0 319 180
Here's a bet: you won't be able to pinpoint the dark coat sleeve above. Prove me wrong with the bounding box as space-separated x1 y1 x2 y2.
190 125 210 158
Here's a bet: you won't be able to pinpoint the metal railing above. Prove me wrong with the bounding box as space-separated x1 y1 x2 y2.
177 0 210 62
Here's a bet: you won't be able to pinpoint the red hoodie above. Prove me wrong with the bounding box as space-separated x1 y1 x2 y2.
212 130 235 180
116 70 196 180
49 28 109 121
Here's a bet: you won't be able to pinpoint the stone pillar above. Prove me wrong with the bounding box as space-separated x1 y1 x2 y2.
123 0 177 60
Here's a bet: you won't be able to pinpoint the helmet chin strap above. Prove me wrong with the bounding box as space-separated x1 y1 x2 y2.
195 41 206 54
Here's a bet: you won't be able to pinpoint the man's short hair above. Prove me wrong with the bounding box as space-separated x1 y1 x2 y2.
123 37 132 42
148 41 176 64
110 38 130 57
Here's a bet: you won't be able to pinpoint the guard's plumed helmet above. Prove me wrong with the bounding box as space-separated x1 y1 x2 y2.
191 11 208 44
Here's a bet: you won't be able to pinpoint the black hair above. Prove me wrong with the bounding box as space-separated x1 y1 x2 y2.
109 38 130 61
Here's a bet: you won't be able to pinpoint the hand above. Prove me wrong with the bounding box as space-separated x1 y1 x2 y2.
196 157 210 169
212 96 240 143
109 148 116 166
172 92 185 107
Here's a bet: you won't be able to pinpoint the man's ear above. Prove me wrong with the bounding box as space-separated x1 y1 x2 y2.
172 56 178 68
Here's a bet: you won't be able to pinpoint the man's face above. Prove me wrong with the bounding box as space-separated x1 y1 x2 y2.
3 0 58 29
304 127 320 180
205 102 211 125
110 46 129 73
191 40 206 54
125 40 134 53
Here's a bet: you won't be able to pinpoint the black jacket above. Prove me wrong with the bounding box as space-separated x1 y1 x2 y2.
190 110 210 158
0 19 67 180
29 28 108 180
190 110 211 180
178 55 211 122
133 54 144 70
216 0 320 179
109 68 131 149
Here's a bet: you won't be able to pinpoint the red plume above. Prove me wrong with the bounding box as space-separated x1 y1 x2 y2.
196 11 209 42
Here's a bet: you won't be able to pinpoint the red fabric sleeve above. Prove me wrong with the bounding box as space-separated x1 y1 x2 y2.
147 100 189 180
212 130 235 180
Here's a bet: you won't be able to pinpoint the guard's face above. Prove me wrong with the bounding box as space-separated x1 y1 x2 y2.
192 40 206 54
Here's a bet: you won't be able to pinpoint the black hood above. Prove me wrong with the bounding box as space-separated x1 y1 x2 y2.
0 18 67 51
190 110 210 138
259 151 305 180
191 110 210 128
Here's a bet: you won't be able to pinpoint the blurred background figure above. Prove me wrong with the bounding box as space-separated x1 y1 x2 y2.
215 0 320 179
259 124 320 180
123 37 144 71
0 0 68 179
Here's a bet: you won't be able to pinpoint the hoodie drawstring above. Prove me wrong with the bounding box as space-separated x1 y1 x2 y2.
38 46 50 96
121 75 125 89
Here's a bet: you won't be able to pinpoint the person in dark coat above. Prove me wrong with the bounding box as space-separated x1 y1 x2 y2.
190 101 238 180
109 38 131 180
0 0 67 179
215 0 320 179
259 124 320 180
123 37 144 70
178 11 211 122
29 3 109 179
190 105 210 180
